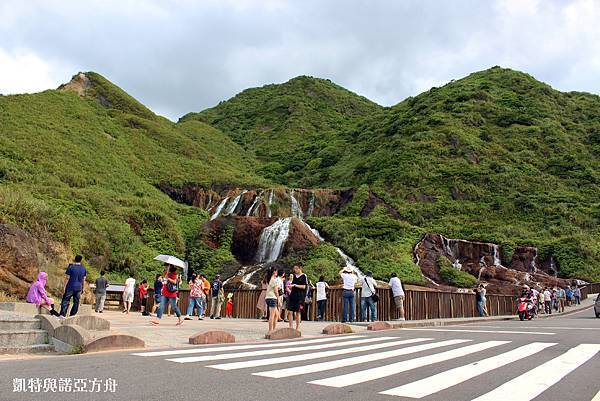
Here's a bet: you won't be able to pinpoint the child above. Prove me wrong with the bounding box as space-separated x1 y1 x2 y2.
226 292 234 318
139 280 149 316
26 272 61 318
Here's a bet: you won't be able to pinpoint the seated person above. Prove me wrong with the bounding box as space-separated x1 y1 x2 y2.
26 272 60 317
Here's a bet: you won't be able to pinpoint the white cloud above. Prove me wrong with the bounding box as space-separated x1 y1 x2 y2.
0 0 598 120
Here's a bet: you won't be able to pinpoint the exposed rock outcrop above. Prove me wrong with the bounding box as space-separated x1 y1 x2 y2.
414 233 572 294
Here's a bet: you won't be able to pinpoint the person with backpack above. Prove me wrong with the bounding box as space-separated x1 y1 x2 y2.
210 274 224 319
151 265 183 326
360 271 378 322
340 266 358 323
286 265 308 331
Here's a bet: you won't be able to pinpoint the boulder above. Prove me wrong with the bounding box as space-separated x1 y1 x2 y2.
189 330 236 345
322 323 353 335
84 334 145 353
265 327 301 340
62 315 110 331
367 321 393 331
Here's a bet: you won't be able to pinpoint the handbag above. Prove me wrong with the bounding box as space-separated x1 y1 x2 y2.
166 281 177 293
364 277 379 303
304 275 313 305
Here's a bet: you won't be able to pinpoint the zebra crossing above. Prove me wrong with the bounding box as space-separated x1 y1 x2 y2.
133 334 600 400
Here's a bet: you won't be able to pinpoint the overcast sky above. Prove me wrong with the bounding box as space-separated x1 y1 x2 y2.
1 0 599 120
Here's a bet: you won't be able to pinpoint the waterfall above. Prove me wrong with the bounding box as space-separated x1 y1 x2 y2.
267 190 274 218
531 250 538 273
255 218 292 263
224 190 247 216
205 193 213 211
301 220 325 241
306 192 316 216
452 259 462 270
210 197 230 220
549 256 558 277
335 248 365 278
524 272 531 282
290 189 304 219
492 244 501 266
477 267 486 280
246 190 264 216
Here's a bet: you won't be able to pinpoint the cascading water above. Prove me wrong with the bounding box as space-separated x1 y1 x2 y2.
477 267 486 280
255 217 292 263
267 190 274 218
246 190 264 216
335 248 365 278
549 256 558 277
492 244 501 267
290 189 304 219
224 190 247 216
531 250 538 273
210 197 230 220
306 192 315 217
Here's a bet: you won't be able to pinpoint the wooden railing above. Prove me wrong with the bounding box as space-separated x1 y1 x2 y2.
114 282 599 321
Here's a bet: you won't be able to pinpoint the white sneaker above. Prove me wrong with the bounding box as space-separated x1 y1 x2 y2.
397 317 405 321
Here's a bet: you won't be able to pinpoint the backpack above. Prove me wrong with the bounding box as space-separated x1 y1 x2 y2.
304 275 313 305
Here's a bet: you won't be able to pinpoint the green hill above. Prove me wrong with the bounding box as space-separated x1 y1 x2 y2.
0 72 265 282
185 67 600 282
181 75 383 187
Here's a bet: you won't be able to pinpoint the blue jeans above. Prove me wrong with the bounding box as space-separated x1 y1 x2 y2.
317 300 326 319
361 296 377 322
186 297 203 316
156 296 181 319
60 289 81 317
476 300 485 317
342 290 355 322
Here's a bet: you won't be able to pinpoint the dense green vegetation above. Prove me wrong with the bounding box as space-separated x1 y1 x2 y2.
2 66 599 288
187 67 600 282
0 72 265 283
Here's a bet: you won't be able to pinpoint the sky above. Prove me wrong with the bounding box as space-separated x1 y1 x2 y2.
1 0 599 121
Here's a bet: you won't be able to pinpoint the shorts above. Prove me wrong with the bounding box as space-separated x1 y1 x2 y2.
123 291 134 303
393 295 405 308
266 298 277 308
287 298 302 312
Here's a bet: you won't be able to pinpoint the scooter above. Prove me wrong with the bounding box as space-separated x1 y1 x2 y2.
517 296 536 321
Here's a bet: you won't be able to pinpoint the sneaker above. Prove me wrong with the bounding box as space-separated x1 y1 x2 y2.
98 311 103 313
198 317 203 320
184 317 192 321
210 315 214 319
215 317 221 320
398 317 406 321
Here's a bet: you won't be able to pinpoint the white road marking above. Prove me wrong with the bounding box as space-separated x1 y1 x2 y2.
400 328 555 335
309 340 509 388
166 336 396 363
208 338 431 370
132 335 363 357
253 339 470 378
380 342 556 398
472 344 600 401
592 389 600 401
453 325 600 331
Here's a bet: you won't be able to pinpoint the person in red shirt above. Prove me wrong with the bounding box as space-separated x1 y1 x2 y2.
151 266 183 326
139 280 149 316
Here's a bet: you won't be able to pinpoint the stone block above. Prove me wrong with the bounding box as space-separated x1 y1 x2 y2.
189 330 236 345
36 314 60 336
322 323 353 335
265 327 301 340
62 315 110 331
367 321 393 331
52 324 90 348
84 334 145 353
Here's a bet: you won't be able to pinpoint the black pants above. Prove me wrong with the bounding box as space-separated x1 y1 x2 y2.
60 289 82 317
317 300 326 319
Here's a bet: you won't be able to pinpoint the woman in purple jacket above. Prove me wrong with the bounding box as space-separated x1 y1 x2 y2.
26 272 60 317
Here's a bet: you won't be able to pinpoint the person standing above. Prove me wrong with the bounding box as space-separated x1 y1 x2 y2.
151 274 163 315
389 272 405 321
340 266 357 323
122 274 136 314
565 286 572 306
94 270 109 313
556 286 566 312
573 286 581 305
184 273 204 320
475 285 484 317
265 268 281 333
139 280 149 316
59 255 87 317
276 269 285 322
315 275 329 321
151 266 183 326
287 265 308 331
200 274 210 317
360 271 378 322
543 287 552 314
210 274 224 319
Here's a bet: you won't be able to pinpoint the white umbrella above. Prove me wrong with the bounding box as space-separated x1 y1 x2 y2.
154 254 186 269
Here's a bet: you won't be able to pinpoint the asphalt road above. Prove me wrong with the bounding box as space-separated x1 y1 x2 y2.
1 307 599 401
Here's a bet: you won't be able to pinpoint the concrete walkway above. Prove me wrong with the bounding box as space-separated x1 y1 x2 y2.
101 294 596 349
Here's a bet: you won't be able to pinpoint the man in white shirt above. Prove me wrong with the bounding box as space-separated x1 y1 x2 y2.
543 288 552 314
389 272 405 320
122 275 136 315
339 266 357 322
360 271 378 322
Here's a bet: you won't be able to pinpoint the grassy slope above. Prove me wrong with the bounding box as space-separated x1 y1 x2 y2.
0 72 265 282
181 75 383 187
186 67 600 282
